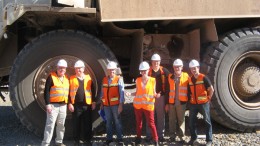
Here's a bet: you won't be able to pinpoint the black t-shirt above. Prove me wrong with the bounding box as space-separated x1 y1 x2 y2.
150 67 170 95
75 78 85 103
191 75 212 89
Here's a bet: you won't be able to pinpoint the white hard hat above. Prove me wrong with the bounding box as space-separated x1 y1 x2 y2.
57 59 67 67
189 59 200 68
74 60 85 68
173 59 183 66
107 61 117 69
151 53 161 61
139 61 150 70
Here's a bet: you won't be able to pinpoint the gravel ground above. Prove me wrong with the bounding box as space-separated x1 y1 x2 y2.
0 90 259 146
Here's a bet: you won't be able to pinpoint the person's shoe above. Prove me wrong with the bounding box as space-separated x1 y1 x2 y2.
206 141 212 146
55 143 65 146
159 137 165 142
169 137 175 142
153 141 159 146
116 139 124 145
85 141 92 146
192 139 199 146
145 137 152 143
73 141 79 146
105 140 113 145
134 137 141 145
188 139 199 145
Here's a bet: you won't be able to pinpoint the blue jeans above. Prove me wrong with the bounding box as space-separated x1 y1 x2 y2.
103 105 123 140
189 102 212 142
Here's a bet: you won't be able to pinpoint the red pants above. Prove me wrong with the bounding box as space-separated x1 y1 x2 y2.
134 108 158 141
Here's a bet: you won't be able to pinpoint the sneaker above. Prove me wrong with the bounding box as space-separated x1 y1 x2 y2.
206 141 212 146
135 137 141 144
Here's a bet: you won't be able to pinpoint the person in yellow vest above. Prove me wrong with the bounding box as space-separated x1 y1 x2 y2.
146 53 170 143
188 59 214 146
42 59 69 146
165 59 189 143
100 61 125 145
126 61 160 146
68 60 96 146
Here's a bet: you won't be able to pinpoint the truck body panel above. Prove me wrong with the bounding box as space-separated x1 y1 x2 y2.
0 0 259 137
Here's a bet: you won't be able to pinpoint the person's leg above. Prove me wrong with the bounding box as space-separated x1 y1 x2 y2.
169 104 177 139
200 102 212 142
104 106 113 141
55 104 67 144
42 104 59 146
134 108 143 138
111 105 123 140
189 104 199 141
72 105 82 143
155 96 165 139
82 105 92 142
176 103 186 138
144 110 158 142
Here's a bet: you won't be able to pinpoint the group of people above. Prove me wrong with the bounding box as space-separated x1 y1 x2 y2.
41 53 214 146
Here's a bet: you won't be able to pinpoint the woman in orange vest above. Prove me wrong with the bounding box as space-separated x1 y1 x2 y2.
126 61 160 146
68 60 96 145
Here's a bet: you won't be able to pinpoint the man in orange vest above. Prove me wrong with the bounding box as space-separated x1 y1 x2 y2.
68 60 96 146
146 53 170 143
100 61 125 145
188 60 214 146
42 59 69 146
165 59 189 143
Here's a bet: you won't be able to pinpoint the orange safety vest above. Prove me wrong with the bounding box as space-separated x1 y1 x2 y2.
102 75 120 106
188 73 209 104
49 72 69 103
133 77 156 111
148 66 166 92
69 75 92 105
168 72 189 104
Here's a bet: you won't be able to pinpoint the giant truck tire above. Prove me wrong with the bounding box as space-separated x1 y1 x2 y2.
204 28 260 132
9 30 117 137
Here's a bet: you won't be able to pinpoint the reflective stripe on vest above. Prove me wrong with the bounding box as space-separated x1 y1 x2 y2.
69 75 92 105
102 76 120 106
168 72 189 104
133 77 156 111
49 72 69 103
189 73 209 104
148 66 166 92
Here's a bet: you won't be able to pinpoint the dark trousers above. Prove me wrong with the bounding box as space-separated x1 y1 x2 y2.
72 103 92 142
189 102 212 142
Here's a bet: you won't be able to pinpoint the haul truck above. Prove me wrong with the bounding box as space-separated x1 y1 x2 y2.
0 0 259 136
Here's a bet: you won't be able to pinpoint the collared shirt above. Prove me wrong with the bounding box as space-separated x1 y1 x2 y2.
100 76 125 103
